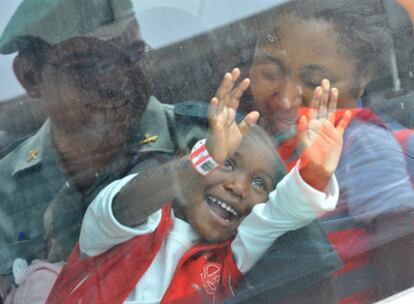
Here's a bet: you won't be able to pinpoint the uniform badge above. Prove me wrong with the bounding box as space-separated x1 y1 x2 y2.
27 148 40 162
139 133 158 144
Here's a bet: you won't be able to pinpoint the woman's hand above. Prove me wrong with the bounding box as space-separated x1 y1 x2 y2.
298 79 351 191
207 68 260 164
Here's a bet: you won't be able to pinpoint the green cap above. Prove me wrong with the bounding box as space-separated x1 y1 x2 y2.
0 0 135 54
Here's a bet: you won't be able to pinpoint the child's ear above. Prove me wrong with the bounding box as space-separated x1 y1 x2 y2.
13 54 43 99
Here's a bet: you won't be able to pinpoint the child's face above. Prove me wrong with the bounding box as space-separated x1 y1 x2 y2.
176 136 279 243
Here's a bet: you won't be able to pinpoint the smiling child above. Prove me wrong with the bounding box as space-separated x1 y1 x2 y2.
47 68 349 304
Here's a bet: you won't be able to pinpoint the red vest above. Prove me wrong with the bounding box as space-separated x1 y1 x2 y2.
46 204 242 304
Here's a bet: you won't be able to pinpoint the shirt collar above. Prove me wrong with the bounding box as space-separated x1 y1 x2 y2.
12 119 59 176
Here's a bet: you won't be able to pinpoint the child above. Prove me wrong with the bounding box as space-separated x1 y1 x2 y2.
47 68 349 304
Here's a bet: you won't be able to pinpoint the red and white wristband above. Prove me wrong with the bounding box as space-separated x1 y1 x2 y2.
190 138 221 176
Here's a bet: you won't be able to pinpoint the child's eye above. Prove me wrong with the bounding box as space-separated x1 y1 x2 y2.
252 177 267 191
222 159 235 171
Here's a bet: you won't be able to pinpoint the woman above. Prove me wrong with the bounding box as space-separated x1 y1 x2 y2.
235 0 414 302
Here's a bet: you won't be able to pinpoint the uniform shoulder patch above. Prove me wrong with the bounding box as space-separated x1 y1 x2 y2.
174 100 246 123
174 100 209 119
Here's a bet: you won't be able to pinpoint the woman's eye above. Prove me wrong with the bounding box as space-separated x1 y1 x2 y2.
252 177 266 191
302 78 322 89
222 159 235 171
260 67 284 82
300 65 332 89
301 73 324 89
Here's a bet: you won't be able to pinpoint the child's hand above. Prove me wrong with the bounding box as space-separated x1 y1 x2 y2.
207 68 260 164
298 79 351 191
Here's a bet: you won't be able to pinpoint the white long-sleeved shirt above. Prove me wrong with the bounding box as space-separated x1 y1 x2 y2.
80 163 338 304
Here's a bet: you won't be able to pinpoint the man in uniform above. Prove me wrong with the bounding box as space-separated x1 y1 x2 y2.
0 0 208 298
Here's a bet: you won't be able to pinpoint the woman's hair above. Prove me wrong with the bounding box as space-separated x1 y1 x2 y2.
257 0 393 80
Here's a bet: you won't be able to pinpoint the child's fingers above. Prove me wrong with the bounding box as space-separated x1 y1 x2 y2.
296 85 303 106
327 88 339 123
297 115 308 138
230 78 250 109
223 68 240 107
231 67 241 81
233 78 250 98
220 68 241 107
208 97 220 120
215 72 233 101
318 79 330 118
308 86 322 108
238 111 260 135
308 86 322 121
336 110 352 137
209 96 220 110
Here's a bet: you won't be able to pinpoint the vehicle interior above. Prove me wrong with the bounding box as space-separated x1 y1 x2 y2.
0 0 413 302
1 0 413 151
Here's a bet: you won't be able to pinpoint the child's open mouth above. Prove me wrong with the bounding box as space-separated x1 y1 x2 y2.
206 195 239 222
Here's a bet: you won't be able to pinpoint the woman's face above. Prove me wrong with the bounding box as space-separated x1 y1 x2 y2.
249 13 366 134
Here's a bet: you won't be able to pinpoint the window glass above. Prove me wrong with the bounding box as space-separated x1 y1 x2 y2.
0 0 413 303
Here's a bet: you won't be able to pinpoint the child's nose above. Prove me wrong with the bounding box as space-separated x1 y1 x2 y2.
223 177 246 200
